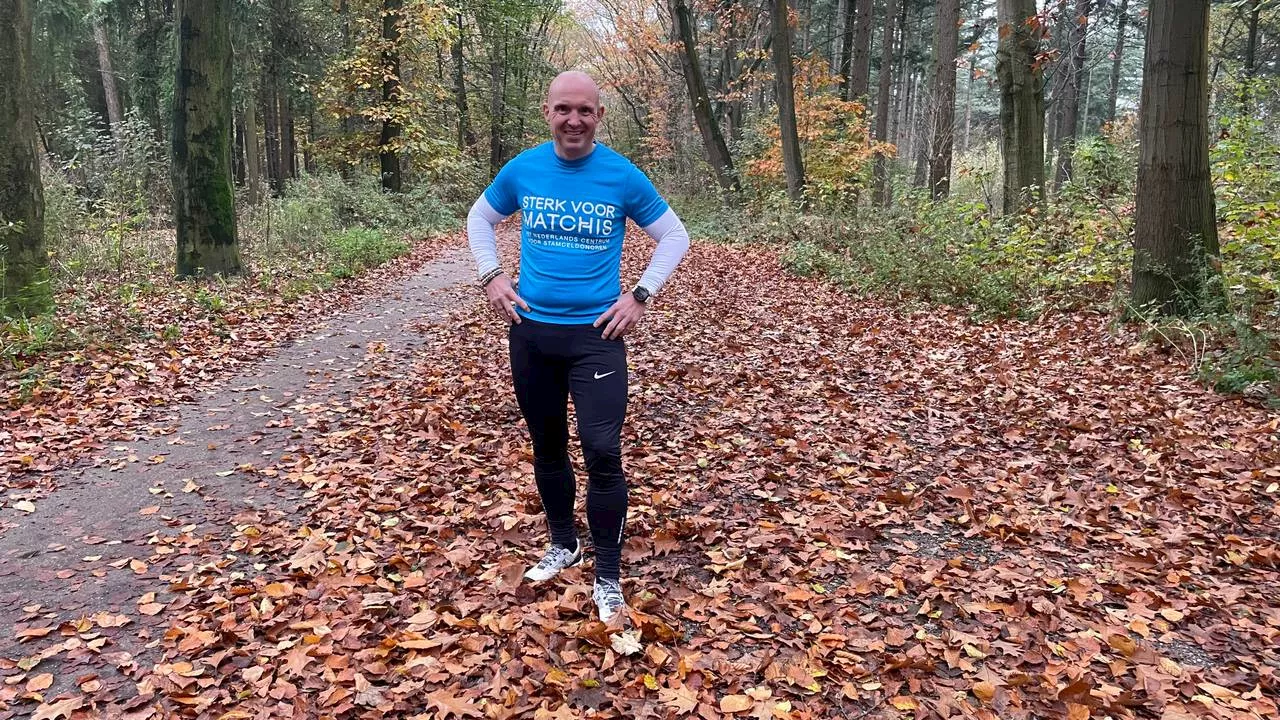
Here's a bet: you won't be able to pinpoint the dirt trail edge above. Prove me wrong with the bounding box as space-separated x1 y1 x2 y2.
0 248 475 703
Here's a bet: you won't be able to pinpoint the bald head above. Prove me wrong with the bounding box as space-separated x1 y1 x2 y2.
543 70 605 161
546 71 601 105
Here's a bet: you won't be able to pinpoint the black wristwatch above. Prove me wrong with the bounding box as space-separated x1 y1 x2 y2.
632 285 651 304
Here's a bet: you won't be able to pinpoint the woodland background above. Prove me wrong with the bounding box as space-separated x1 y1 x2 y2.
1 0 1278 399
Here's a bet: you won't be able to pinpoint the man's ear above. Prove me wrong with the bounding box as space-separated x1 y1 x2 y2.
541 101 550 118
597 104 606 120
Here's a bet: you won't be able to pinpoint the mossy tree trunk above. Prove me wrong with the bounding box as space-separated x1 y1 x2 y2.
1131 0 1220 314
1 0 51 316
1 0 51 315
173 0 242 278
996 0 1046 214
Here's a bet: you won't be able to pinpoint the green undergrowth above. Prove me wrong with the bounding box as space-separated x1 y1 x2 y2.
674 111 1279 404
2 172 456 392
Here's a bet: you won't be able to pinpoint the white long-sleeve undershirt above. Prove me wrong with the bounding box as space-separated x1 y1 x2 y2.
466 196 690 296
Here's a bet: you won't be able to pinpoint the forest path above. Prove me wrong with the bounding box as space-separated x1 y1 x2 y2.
0 242 477 710
1 227 1277 719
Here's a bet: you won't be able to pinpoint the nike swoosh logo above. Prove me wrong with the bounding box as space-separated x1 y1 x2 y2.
594 371 616 380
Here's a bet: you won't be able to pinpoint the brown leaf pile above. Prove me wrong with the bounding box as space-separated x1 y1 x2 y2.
12 228 1280 718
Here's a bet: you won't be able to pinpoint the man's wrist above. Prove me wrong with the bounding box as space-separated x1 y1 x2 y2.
480 268 503 287
631 285 651 304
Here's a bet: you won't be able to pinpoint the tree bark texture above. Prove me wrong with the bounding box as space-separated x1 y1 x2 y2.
872 0 898 206
172 0 242 277
673 0 739 193
0 0 51 314
93 17 124 133
243 84 262 206
1131 0 1219 314
846 0 873 101
996 0 1046 214
1106 0 1128 122
1053 0 1090 191
771 0 806 204
928 0 960 198
379 0 403 193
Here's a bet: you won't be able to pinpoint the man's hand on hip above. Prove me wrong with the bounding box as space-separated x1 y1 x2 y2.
485 274 528 324
594 293 645 340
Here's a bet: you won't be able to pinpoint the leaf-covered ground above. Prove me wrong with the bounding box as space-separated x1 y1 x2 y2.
4 228 1279 719
1 239 454 502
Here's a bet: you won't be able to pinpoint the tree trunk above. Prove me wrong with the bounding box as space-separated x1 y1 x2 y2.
261 69 282 195
488 53 504 178
962 59 976 155
1242 0 1262 107
378 0 403 192
996 0 1046 214
172 0 242 277
1 0 51 314
282 93 297 179
872 0 898 206
844 0 873 101
1131 0 1219 314
928 0 960 198
137 0 169 142
93 18 124 134
1045 0 1069 159
673 0 739 193
1106 0 1128 122
1054 0 1090 191
772 0 805 205
452 11 475 151
913 73 929 188
243 84 262 206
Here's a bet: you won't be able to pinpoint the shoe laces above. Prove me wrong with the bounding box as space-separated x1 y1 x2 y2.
535 543 575 570
595 579 624 613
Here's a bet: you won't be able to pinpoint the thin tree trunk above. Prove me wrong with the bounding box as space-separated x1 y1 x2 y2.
93 18 123 134
1 0 51 314
928 0 960 198
673 0 739 193
996 0 1046 214
452 11 475 151
261 69 282 195
962 58 976 154
243 84 262 205
1106 0 1128 122
233 109 246 185
872 0 898 206
772 0 805 204
848 0 873 100
488 53 503 177
379 0 403 192
282 94 296 179
913 73 929 188
173 0 242 277
1131 0 1219 314
1242 0 1261 107
137 0 168 142
1081 59 1092 134
1054 0 1090 191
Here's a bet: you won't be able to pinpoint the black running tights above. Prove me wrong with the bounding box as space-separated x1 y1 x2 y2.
509 318 628 582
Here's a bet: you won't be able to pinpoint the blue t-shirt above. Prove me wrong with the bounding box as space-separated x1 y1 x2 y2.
483 142 669 324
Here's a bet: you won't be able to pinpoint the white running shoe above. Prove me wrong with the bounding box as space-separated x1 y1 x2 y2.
592 578 626 623
523 540 582 582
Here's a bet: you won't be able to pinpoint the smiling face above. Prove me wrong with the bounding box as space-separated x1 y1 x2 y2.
543 72 605 161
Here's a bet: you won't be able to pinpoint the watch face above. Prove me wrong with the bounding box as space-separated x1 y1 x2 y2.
633 287 650 303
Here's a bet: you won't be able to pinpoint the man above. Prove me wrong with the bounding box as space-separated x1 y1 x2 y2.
466 71 690 622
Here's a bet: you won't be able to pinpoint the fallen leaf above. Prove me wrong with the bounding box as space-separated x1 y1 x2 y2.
720 694 753 712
